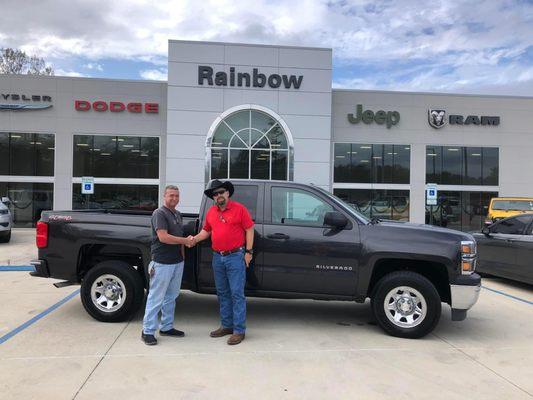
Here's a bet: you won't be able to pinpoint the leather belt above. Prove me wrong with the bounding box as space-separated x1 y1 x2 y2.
215 246 244 256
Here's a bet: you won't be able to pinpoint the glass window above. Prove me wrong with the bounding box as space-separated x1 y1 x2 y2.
204 184 259 220
334 143 410 184
491 215 532 235
73 135 159 179
35 134 55 176
482 147 499 185
211 149 228 179
0 182 53 227
426 146 498 186
491 199 533 211
0 133 8 175
230 149 249 179
2 132 54 176
10 133 35 176
463 147 482 185
442 146 462 184
271 187 333 226
334 189 410 221
426 146 441 184
426 191 498 232
73 184 158 211
209 110 290 181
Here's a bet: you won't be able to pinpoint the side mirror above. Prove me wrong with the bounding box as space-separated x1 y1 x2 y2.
481 226 491 236
1 197 10 206
324 211 348 229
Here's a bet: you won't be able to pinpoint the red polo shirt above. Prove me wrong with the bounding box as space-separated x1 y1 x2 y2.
203 200 254 252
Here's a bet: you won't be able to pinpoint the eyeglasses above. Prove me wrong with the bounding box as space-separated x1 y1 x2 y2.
213 190 226 197
219 213 226 223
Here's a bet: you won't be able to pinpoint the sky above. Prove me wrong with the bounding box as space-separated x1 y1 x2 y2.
1 0 532 96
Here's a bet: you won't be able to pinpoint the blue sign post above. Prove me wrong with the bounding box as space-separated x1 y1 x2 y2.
81 177 94 209
426 184 438 225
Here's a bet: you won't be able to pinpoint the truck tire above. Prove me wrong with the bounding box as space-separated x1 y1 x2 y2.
81 261 144 323
371 271 441 339
0 230 11 243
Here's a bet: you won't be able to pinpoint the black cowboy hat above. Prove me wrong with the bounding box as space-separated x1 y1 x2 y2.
203 179 234 199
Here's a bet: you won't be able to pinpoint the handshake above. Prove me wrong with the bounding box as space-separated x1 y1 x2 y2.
185 235 197 248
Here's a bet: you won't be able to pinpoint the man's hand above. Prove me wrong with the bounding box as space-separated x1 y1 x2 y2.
244 253 252 268
185 235 196 248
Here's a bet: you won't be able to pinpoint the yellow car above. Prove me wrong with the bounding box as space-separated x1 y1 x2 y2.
486 197 533 225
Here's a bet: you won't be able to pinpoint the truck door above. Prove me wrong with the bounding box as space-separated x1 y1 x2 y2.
478 215 531 277
260 184 360 296
196 183 264 292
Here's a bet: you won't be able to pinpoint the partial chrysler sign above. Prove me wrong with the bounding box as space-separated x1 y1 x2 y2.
347 104 400 129
0 93 53 111
428 109 500 129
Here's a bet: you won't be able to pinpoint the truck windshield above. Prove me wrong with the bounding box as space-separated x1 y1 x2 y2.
313 186 370 224
492 200 533 211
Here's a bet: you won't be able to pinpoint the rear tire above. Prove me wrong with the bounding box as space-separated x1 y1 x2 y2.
0 230 11 243
371 271 441 339
81 261 144 322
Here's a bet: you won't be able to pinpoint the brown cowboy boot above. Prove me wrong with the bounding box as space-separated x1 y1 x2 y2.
227 333 245 345
209 327 233 338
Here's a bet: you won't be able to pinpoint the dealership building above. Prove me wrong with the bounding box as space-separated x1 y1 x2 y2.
1 40 532 231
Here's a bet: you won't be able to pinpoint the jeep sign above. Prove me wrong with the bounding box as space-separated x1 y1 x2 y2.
347 104 400 128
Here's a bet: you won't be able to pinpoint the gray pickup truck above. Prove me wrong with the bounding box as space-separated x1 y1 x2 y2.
31 180 481 339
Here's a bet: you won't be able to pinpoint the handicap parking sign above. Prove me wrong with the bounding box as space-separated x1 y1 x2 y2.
426 184 437 206
81 177 94 194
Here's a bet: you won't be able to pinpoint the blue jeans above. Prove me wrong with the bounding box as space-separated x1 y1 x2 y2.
142 261 184 335
212 251 246 334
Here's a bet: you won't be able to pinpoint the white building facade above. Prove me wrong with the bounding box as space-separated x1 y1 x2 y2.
1 39 532 231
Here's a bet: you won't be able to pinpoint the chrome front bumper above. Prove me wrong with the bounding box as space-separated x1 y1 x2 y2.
451 283 481 310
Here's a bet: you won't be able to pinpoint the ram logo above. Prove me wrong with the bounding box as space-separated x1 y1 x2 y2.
428 109 447 129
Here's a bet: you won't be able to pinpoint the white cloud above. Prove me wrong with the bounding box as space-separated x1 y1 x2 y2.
0 0 531 94
83 63 103 71
140 68 167 81
54 68 87 77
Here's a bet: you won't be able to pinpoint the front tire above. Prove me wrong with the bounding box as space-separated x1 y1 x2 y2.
81 261 144 322
371 271 441 339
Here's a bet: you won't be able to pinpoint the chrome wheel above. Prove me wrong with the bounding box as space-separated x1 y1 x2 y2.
383 286 427 328
90 274 127 313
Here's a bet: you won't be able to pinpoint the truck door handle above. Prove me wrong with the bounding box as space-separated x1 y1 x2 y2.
267 233 290 240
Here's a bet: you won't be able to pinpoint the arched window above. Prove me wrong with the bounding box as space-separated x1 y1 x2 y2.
208 108 292 181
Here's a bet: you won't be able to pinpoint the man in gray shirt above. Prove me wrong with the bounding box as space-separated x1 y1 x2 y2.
142 185 190 346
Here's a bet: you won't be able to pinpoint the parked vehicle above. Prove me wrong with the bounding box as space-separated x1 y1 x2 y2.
0 197 12 243
473 214 533 285
486 197 533 225
30 180 481 339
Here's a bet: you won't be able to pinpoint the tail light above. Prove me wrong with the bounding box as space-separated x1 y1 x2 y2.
36 221 48 248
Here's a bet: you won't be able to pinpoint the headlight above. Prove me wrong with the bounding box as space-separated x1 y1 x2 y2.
0 209 8 215
460 240 476 275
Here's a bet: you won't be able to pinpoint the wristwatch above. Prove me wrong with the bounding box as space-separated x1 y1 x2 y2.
245 249 254 255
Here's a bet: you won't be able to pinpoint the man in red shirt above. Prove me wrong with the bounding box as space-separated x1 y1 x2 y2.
190 180 254 345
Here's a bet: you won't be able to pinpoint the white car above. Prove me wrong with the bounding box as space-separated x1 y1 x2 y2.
0 198 12 243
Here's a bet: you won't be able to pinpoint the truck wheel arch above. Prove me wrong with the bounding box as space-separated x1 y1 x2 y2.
76 243 148 288
366 258 451 305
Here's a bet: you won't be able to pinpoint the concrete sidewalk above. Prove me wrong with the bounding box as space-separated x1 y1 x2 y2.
0 230 532 400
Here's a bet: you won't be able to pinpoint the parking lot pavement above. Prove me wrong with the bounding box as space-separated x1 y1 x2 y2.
1 231 532 400
0 228 36 265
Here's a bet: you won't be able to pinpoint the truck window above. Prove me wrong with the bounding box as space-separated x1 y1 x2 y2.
491 215 531 235
271 187 333 226
205 184 258 220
